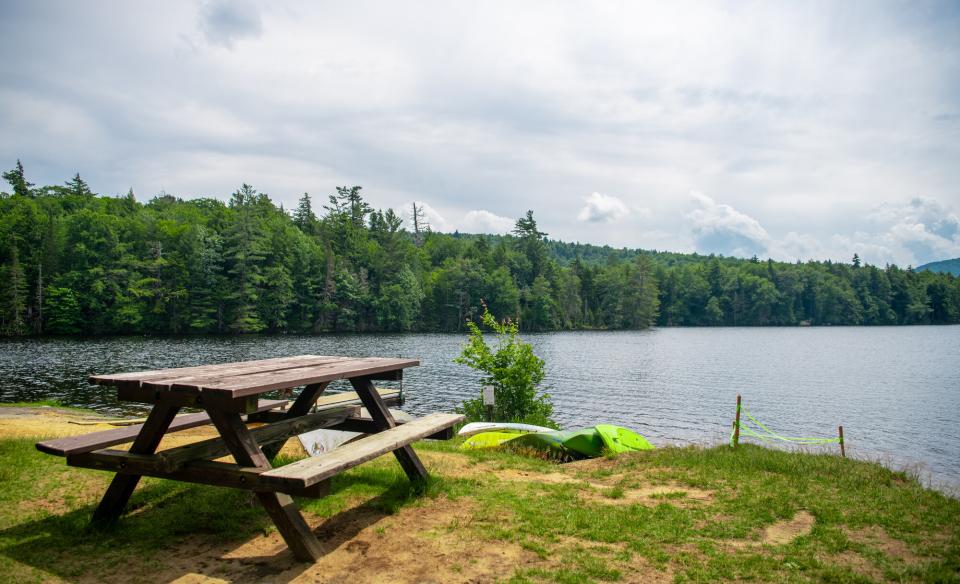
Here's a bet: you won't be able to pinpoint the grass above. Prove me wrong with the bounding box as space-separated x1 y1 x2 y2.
0 434 957 583
0 400 96 413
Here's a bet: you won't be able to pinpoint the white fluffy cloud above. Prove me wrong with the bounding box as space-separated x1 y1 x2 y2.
848 197 960 266
577 192 631 223
460 210 515 234
686 194 960 266
404 201 449 233
1 3 958 265
404 203 513 235
686 192 770 257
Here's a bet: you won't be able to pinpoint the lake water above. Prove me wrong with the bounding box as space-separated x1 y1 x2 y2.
2 327 958 491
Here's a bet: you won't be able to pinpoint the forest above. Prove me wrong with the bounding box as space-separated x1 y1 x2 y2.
1 162 958 336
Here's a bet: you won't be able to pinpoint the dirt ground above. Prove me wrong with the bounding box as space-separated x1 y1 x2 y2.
1 407 927 583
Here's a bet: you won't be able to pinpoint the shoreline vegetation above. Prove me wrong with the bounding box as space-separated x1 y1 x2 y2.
1 168 959 337
0 404 957 582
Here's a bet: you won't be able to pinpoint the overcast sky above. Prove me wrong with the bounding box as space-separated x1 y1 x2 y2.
2 1 959 266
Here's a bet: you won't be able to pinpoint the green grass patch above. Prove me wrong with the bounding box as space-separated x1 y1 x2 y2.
0 436 957 583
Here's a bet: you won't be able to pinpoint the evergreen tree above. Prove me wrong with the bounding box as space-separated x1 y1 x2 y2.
224 185 267 332
292 192 317 233
1 246 28 335
65 173 92 197
0 172 956 336
2 159 33 197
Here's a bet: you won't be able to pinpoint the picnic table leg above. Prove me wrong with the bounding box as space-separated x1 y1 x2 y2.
91 401 181 525
206 408 325 562
260 382 328 461
349 377 429 482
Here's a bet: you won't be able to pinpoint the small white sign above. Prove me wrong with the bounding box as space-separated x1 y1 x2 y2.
482 385 495 406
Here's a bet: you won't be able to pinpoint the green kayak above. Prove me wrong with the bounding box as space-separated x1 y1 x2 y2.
460 425 654 459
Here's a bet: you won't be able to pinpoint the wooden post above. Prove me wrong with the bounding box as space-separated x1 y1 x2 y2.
732 394 742 448
349 377 429 482
839 425 845 458
91 401 180 525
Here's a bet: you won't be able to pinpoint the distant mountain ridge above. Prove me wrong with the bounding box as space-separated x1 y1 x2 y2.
917 258 960 276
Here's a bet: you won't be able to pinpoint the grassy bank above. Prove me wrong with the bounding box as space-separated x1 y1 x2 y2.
0 422 958 582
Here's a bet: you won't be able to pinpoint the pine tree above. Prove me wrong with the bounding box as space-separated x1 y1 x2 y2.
292 192 317 233
2 247 28 335
621 255 660 328
852 253 861 268
224 185 267 332
2 159 33 197
65 173 92 197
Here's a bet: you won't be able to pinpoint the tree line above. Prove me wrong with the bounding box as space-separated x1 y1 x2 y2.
1 162 958 336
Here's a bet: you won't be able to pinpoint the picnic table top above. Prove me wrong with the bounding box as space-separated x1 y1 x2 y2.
89 355 419 399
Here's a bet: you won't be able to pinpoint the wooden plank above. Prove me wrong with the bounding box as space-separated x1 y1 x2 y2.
35 399 289 457
261 413 464 488
313 387 401 408
331 416 456 440
117 387 265 413
68 451 330 498
261 382 328 460
91 402 180 525
207 408 325 562
171 357 418 398
89 355 342 386
139 357 350 392
157 405 358 471
350 377 429 482
247 389 400 423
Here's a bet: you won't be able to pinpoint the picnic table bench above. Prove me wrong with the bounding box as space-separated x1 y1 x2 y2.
35 355 463 561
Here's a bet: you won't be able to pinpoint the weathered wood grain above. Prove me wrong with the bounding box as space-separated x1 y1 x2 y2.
331 416 455 440
158 405 358 471
350 376 429 481
90 402 181 525
35 399 289 457
261 413 463 488
260 382 328 460
206 408 326 561
69 450 330 498
89 355 341 386
183 357 418 397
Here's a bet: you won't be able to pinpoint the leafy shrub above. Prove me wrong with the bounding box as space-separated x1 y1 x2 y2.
454 308 556 427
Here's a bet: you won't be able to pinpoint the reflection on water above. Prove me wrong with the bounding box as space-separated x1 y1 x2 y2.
1 327 958 489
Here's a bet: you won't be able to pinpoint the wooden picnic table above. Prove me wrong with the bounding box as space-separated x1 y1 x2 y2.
35 355 463 561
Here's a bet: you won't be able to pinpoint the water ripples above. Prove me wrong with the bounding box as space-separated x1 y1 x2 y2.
1 327 958 488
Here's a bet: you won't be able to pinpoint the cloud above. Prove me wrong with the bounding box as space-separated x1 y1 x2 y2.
460 210 514 234
199 0 262 49
0 3 958 266
405 203 514 235
751 197 960 266
577 192 630 223
404 201 450 233
686 192 770 258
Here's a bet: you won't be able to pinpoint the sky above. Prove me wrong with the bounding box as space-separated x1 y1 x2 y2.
1 0 959 267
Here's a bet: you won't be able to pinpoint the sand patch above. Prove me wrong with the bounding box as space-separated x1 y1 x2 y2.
844 525 922 564
826 551 886 581
762 510 815 545
492 469 715 507
122 496 541 584
728 510 815 548
580 483 714 507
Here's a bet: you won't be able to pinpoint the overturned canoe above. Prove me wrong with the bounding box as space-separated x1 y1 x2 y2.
458 422 556 438
460 424 654 459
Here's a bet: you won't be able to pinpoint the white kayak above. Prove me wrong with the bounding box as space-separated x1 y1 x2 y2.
457 422 555 438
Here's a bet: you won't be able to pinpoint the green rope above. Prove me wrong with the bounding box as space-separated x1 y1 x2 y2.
730 403 841 447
